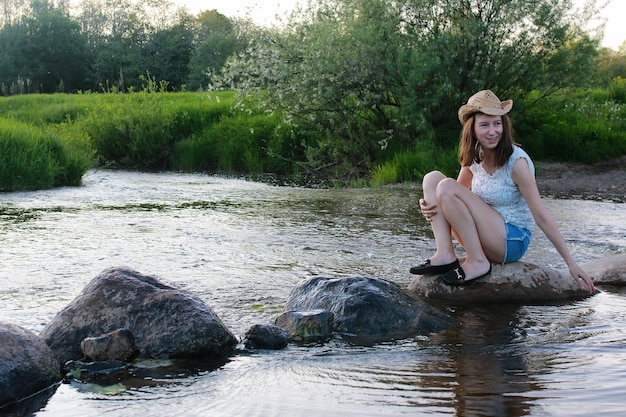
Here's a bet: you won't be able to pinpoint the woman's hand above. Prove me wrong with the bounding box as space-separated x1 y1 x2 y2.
569 264 596 294
419 198 438 222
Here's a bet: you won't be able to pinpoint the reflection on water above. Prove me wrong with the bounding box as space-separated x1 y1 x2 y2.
1 170 625 416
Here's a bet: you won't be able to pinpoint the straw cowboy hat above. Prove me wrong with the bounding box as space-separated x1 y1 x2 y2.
457 90 513 124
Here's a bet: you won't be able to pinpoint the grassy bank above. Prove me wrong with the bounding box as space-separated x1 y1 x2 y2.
1 85 625 192
0 117 92 191
0 91 308 190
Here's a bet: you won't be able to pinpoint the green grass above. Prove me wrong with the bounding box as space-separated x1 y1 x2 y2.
0 117 91 191
370 141 458 186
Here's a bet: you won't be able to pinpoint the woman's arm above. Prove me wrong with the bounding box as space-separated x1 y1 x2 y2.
457 166 473 189
420 168 472 220
512 158 595 293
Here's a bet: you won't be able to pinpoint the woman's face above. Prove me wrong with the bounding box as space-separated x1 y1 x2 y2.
473 113 503 150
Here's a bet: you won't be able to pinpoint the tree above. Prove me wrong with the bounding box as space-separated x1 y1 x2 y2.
0 0 28 26
597 43 626 81
221 0 603 173
0 22 25 93
186 10 246 90
220 0 402 174
13 0 89 92
398 0 602 132
75 0 151 91
141 22 194 89
74 0 190 91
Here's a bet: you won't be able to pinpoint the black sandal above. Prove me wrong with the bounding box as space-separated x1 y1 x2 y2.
442 264 492 286
410 259 459 275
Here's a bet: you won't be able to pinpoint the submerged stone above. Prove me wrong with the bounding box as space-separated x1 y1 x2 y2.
243 324 290 349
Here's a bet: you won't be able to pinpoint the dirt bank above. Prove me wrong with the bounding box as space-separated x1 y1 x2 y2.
535 155 626 202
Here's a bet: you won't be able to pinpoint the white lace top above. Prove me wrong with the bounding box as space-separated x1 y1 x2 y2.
470 145 535 232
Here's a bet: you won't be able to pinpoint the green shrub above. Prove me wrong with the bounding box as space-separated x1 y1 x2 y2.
79 94 172 169
517 91 626 163
79 92 235 170
608 77 626 104
170 132 219 172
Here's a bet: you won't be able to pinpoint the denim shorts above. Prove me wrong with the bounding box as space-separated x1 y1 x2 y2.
503 223 532 263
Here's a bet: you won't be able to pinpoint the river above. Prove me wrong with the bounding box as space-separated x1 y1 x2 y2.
1 169 625 416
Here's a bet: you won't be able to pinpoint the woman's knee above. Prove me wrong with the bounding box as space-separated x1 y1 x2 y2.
422 171 446 191
435 177 458 200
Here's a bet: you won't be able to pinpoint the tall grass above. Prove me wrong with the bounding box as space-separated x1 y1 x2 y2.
0 94 98 125
370 141 458 186
171 112 289 173
77 92 235 170
0 118 91 191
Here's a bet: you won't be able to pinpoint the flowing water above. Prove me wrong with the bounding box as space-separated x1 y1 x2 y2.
1 170 625 416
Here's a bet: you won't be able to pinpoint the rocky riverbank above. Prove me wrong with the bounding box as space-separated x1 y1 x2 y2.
535 156 626 202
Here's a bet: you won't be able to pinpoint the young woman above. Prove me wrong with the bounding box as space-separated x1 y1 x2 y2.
410 90 595 293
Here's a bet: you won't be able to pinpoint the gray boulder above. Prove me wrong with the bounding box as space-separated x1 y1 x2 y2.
40 266 238 364
408 255 626 302
283 276 457 343
0 322 61 410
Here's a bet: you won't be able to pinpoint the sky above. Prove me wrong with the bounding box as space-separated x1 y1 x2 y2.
172 0 625 50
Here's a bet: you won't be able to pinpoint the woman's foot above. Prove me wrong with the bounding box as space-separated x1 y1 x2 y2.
410 258 459 275
441 262 492 286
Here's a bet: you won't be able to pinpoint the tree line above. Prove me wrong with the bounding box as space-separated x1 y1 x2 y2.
0 0 247 94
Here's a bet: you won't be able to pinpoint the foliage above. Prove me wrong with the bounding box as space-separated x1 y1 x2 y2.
77 90 233 170
221 0 604 176
0 0 243 93
515 89 626 163
0 0 90 93
186 10 248 90
220 0 402 174
597 44 626 83
0 117 91 191
607 77 626 104
172 114 262 172
141 23 194 90
371 142 458 186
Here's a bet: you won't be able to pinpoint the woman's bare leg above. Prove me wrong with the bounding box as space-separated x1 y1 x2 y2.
436 178 507 279
421 171 458 266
